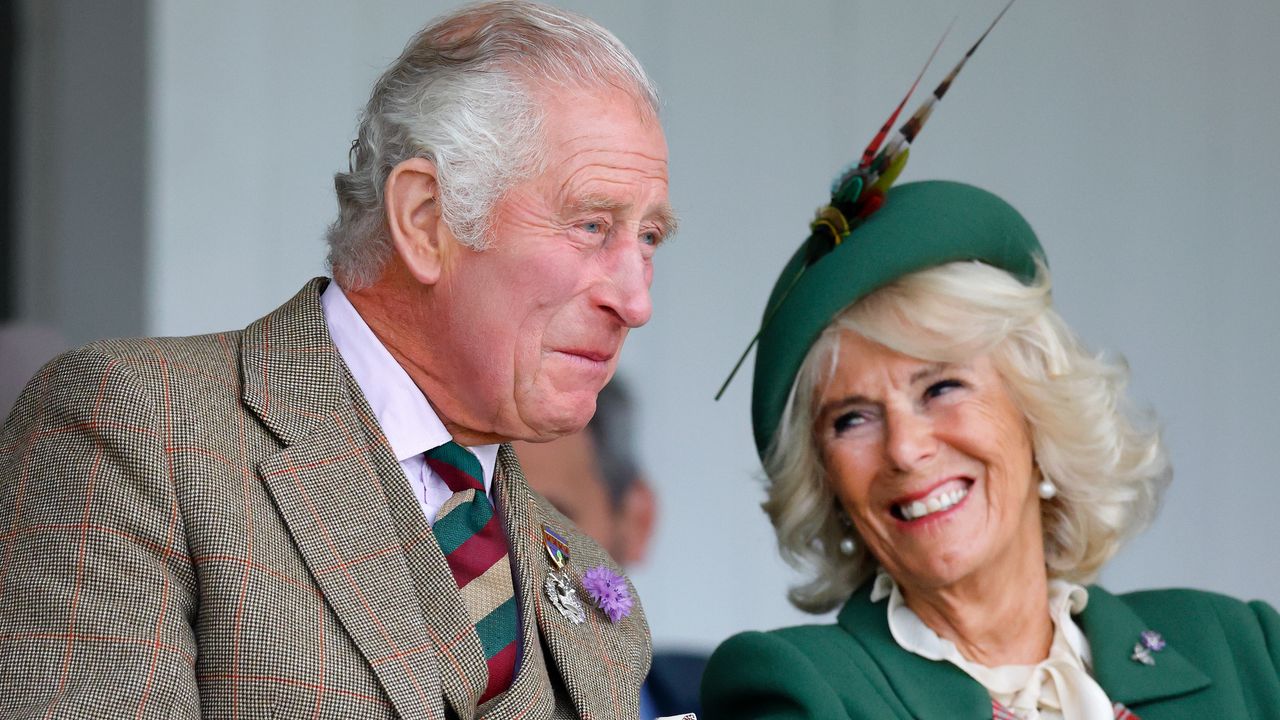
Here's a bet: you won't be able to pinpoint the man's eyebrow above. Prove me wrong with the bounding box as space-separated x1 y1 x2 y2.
566 195 680 238
650 202 679 239
567 194 626 215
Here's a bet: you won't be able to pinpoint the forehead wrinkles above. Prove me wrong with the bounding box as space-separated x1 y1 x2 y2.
556 144 669 177
554 154 669 204
555 122 667 161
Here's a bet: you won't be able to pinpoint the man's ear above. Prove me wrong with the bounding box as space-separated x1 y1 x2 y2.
385 157 451 285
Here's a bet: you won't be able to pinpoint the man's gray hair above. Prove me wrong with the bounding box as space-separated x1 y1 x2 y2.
326 1 660 289
586 379 643 509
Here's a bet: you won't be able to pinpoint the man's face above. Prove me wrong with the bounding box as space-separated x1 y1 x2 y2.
429 85 671 442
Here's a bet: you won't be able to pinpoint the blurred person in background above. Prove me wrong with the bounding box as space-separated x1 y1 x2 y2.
516 378 707 720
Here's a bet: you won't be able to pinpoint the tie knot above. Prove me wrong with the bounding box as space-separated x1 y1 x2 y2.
425 441 484 493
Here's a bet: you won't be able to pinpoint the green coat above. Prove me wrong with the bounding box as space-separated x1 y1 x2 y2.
703 584 1280 719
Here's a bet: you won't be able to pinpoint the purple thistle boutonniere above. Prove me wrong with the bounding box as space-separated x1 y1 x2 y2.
1140 630 1166 652
581 566 633 623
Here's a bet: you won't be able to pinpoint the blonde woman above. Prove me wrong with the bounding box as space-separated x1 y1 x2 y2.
702 181 1280 719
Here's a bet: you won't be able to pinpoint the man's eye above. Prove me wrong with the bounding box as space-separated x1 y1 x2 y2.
581 221 605 234
641 230 663 246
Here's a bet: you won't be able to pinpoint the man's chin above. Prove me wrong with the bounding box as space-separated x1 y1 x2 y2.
516 392 598 441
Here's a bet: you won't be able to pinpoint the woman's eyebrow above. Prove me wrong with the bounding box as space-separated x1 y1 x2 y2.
909 362 958 385
817 394 873 419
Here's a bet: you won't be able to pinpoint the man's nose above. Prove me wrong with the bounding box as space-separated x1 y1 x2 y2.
597 239 653 328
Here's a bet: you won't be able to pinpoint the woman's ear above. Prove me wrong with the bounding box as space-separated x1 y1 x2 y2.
385 157 452 285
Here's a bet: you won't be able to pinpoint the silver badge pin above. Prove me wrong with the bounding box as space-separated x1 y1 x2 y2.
1131 643 1155 666
545 570 586 624
541 524 586 624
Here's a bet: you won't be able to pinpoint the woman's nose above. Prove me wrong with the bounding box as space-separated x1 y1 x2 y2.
884 407 938 472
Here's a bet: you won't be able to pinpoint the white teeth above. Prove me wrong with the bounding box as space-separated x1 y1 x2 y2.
898 485 969 521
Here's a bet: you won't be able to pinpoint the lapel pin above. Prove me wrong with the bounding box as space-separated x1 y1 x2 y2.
1140 630 1166 652
1131 629 1166 666
542 524 586 624
1130 644 1155 666
581 566 633 623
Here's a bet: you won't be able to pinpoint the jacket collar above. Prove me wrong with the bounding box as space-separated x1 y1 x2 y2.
837 580 1212 717
241 277 349 446
1077 585 1211 706
838 583 993 718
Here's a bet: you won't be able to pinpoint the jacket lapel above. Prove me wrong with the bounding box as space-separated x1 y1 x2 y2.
1077 585 1211 708
837 584 993 719
506 446 640 720
352 388 487 719
244 278 445 719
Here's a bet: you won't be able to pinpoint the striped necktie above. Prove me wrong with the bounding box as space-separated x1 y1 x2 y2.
426 441 518 704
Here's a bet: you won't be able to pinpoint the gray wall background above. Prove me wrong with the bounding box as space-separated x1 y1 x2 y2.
13 0 1280 652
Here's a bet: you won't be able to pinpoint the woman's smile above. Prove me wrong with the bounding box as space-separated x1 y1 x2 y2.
889 477 973 523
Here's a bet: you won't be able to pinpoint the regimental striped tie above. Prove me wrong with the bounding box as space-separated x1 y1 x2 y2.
426 441 518 704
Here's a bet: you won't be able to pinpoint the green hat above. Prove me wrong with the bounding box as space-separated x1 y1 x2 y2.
749 180 1044 458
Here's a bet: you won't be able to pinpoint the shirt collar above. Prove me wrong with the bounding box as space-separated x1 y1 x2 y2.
871 569 1092 666
320 281 499 487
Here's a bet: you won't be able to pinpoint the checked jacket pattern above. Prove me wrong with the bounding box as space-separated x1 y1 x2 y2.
0 278 651 719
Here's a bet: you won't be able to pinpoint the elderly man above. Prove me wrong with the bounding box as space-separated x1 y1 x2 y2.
0 2 673 719
515 380 706 720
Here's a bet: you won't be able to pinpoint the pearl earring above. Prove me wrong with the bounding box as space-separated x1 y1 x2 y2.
1038 477 1058 500
839 536 857 556
835 506 857 556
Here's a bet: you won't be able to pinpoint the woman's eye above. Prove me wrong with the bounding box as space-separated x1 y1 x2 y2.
833 411 868 433
924 379 964 399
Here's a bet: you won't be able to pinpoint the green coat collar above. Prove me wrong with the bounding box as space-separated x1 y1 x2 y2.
835 583 1212 717
1076 585 1211 706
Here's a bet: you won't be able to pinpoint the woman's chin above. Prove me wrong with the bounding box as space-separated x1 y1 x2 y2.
878 504 995 590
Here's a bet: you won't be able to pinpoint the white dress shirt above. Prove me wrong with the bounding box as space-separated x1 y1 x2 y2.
320 281 499 525
872 571 1116 719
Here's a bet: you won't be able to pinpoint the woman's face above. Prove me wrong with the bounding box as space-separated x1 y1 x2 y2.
815 330 1044 595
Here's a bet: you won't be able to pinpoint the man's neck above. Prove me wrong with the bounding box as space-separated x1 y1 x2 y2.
342 276 507 447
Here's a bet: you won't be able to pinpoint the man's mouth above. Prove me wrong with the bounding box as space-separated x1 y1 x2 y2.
890 479 972 522
555 348 614 364
562 349 612 362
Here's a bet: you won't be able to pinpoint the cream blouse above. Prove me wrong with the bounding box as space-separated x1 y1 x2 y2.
872 571 1116 719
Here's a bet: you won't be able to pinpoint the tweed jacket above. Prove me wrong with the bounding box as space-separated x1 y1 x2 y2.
0 278 651 719
702 581 1280 719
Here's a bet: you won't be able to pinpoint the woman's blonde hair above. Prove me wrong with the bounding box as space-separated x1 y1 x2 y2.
764 260 1171 613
